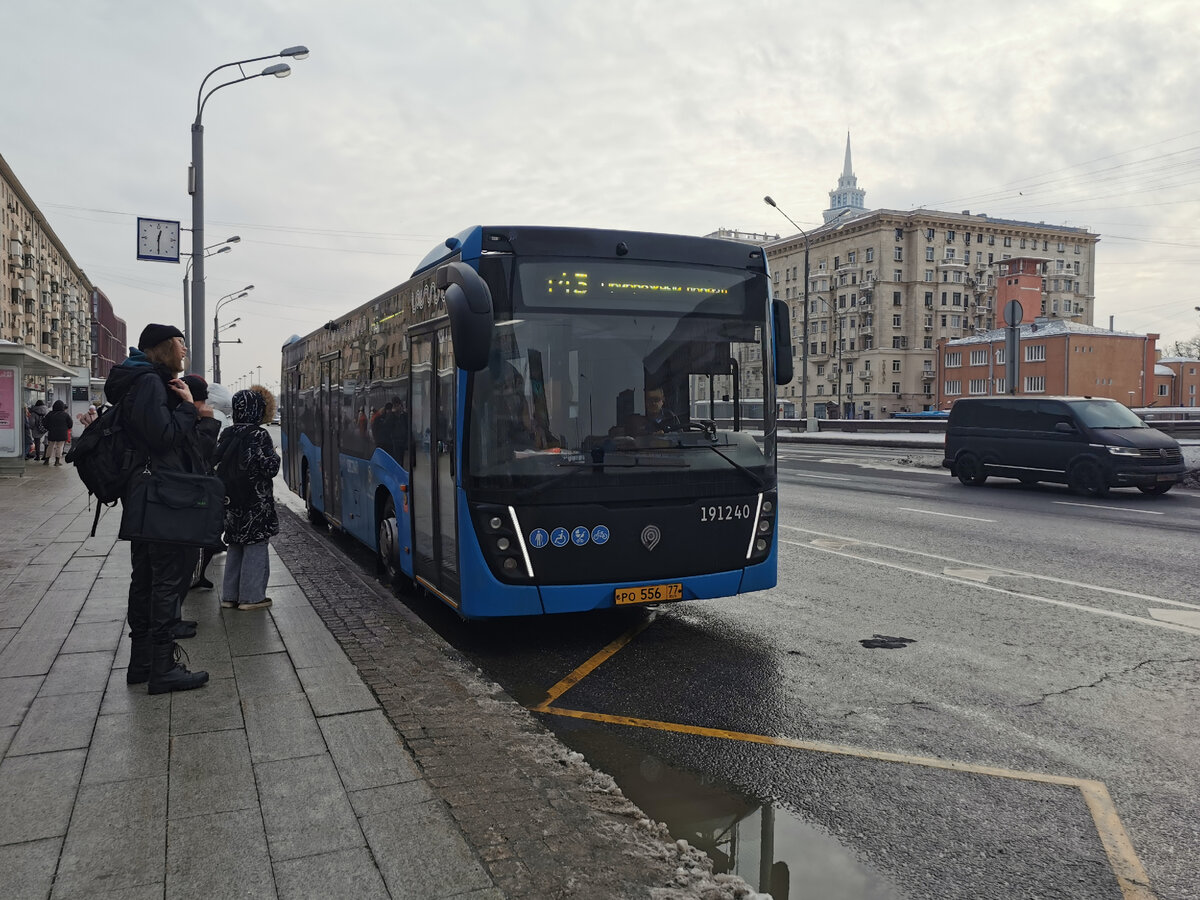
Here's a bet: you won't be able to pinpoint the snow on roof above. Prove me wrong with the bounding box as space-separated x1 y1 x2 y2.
947 319 1145 346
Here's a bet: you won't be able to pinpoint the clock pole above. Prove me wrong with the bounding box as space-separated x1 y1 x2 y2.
189 121 206 379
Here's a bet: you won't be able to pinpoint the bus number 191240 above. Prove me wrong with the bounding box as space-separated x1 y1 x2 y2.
700 504 751 523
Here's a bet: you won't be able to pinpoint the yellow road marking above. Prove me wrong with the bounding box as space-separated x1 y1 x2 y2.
538 705 1155 900
531 617 1156 899
530 614 655 711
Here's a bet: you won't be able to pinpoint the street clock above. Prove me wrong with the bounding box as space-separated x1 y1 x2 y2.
136 217 181 263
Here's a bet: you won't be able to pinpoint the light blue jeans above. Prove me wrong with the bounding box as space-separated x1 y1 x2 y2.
222 541 270 605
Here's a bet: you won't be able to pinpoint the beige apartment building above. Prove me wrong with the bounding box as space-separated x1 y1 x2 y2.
1 152 93 389
758 138 1099 418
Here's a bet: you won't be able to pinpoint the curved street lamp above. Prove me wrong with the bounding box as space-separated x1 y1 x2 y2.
182 235 239 342
189 46 308 377
212 285 255 382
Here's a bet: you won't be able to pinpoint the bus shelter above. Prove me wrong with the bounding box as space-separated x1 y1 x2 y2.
0 341 78 476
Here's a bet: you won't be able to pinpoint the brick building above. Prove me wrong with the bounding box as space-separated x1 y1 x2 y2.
936 321 1159 408
1152 357 1200 408
91 287 126 381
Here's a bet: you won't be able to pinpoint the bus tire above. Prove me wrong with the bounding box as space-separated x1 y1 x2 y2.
302 465 326 527
377 498 408 589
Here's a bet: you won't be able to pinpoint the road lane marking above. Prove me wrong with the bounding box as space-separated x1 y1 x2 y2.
1053 501 1164 516
786 472 852 481
782 539 1200 638
536 705 1155 900
897 507 995 522
1147 609 1200 631
943 568 1008 582
779 525 1200 612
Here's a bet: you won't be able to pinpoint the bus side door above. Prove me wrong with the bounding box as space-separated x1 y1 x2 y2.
408 326 460 605
320 353 342 521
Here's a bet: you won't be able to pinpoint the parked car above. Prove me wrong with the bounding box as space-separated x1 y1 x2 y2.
943 396 1185 496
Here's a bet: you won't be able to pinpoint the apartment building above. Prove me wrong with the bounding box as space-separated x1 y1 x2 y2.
1 153 94 393
761 139 1099 418
936 321 1159 408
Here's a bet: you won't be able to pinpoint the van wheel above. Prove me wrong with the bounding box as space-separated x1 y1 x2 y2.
1137 484 1172 495
1068 460 1109 497
955 453 987 486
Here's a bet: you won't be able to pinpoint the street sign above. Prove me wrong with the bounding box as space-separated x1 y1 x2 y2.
1003 299 1023 327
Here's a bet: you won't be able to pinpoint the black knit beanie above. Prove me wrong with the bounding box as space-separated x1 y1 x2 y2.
138 323 185 350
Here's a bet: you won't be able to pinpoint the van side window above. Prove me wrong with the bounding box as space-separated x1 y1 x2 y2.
1038 401 1074 431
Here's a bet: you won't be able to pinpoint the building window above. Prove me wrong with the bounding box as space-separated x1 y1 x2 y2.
924 269 934 282
893 269 903 281
945 248 956 260
1003 236 1012 247
1024 375 1046 393
923 336 933 349
969 379 987 394
866 247 874 262
941 292 948 306
1157 384 1169 396
970 349 988 365
952 292 962 306
892 360 902 373
945 351 962 367
946 231 955 242
893 291 902 306
895 228 904 241
892 337 904 349
995 377 1006 392
893 314 902 327
848 251 857 264
995 348 1005 364
816 364 825 376
816 384 824 395
926 246 935 261
894 247 903 261
924 292 933 308
944 380 961 396
1025 344 1046 362
926 228 935 241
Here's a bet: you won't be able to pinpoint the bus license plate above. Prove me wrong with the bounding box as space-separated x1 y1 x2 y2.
615 583 683 605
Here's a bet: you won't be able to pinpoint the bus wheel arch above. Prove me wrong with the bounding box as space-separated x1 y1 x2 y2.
301 460 327 527
376 490 409 588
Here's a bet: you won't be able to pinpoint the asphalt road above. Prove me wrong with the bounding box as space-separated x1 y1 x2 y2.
278 444 1200 900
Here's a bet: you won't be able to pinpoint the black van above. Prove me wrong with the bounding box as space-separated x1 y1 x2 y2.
943 396 1185 496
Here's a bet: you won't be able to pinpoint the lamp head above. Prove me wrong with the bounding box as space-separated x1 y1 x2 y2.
216 246 231 255
280 45 310 59
262 63 291 78
763 196 777 208
226 236 241 244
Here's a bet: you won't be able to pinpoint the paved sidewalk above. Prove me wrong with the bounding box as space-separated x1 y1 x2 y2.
0 464 753 900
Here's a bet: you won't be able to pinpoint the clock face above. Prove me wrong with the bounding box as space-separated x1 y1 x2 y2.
137 217 181 262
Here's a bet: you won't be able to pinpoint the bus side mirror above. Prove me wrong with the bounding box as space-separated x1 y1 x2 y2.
772 298 793 385
437 262 493 372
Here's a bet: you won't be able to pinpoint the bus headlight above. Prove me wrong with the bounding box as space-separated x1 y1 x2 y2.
746 491 777 563
471 504 535 581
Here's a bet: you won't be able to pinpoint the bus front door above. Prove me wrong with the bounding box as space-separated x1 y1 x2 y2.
409 328 460 606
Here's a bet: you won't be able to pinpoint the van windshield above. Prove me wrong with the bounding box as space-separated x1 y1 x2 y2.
1069 400 1147 429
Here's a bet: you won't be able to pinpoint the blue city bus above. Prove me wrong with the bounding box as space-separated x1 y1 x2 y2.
281 226 790 618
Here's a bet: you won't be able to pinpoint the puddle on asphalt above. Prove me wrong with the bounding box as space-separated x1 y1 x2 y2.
556 724 900 899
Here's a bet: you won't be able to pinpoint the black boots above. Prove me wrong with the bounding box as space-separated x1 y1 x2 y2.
126 639 152 684
148 642 209 694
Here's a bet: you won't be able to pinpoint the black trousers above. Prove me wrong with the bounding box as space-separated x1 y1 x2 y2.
128 541 192 645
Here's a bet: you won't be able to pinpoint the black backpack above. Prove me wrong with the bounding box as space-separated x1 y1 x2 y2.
213 428 256 509
65 379 151 535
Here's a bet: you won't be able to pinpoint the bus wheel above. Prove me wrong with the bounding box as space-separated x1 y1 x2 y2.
377 499 407 588
303 467 326 527
955 453 987 486
1068 459 1109 497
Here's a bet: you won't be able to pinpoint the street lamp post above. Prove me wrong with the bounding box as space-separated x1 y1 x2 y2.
189 45 308 378
212 285 254 383
183 236 239 345
763 197 812 423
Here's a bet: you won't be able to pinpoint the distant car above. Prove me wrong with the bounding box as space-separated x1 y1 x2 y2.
943 396 1185 496
271 412 281 426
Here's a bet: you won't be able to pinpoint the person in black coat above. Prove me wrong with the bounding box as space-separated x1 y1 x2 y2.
104 323 211 694
42 400 73 466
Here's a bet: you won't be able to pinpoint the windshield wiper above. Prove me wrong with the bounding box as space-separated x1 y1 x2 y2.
513 452 690 500
702 444 765 490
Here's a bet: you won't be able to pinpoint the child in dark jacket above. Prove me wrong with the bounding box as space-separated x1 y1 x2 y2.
213 386 280 611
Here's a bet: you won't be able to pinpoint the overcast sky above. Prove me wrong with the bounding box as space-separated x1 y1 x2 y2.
4 0 1199 389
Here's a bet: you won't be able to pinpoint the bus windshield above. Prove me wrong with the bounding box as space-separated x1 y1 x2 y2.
467 258 773 489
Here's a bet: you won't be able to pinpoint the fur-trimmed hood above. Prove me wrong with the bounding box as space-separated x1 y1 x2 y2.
233 385 277 425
